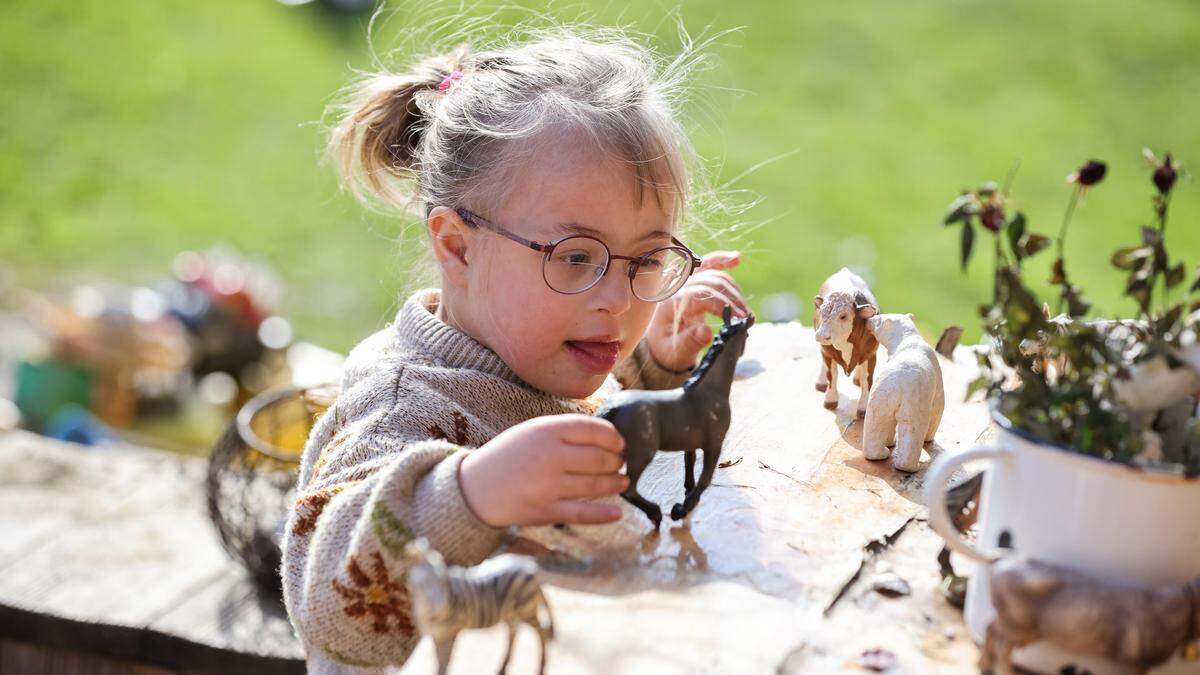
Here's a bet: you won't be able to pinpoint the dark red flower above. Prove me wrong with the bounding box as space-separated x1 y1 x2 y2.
1153 153 1178 195
980 202 1005 232
1071 160 1107 187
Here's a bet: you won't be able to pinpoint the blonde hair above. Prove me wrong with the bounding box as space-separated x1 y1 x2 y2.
328 24 706 225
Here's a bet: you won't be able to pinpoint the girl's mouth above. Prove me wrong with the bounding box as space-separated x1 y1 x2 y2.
565 340 621 374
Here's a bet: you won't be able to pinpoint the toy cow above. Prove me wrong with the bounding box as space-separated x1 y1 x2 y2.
814 268 879 417
983 556 1200 674
405 539 555 675
862 313 944 472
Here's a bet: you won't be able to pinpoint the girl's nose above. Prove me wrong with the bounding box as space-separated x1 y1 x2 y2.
591 260 634 315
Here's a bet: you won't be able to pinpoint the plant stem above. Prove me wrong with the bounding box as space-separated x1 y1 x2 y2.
1054 184 1082 314
1158 192 1173 314
1057 184 1081 262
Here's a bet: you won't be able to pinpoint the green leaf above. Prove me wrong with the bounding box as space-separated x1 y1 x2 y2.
1166 262 1186 289
964 376 989 402
961 222 975 271
1050 258 1066 285
944 194 977 226
1023 234 1051 258
1111 246 1151 270
1158 304 1184 333
1007 212 1026 260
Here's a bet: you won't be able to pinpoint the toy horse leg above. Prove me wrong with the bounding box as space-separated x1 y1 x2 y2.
622 444 662 528
683 449 696 493
433 634 456 675
536 623 551 675
497 621 517 675
671 442 721 521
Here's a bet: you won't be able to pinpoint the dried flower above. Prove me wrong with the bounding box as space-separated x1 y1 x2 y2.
1153 153 1178 196
1068 160 1107 187
980 202 1005 232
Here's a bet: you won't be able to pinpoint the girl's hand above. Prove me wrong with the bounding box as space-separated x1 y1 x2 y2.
458 414 629 527
645 251 749 373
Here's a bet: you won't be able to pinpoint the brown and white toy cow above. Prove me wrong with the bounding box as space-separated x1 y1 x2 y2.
814 268 879 417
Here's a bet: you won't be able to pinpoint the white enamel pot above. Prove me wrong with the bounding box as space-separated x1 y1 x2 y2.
925 414 1200 674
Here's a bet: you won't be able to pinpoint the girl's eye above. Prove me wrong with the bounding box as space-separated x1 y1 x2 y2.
640 257 664 270
557 250 592 265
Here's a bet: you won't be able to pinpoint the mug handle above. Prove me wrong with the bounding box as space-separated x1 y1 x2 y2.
925 444 1012 564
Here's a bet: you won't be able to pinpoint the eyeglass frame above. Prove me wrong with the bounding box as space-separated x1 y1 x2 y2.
451 207 702 301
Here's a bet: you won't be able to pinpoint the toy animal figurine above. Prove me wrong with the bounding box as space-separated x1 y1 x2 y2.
862 313 944 472
597 306 754 528
814 268 880 417
404 538 555 675
983 555 1200 675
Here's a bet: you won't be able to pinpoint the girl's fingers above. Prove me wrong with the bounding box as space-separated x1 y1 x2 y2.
558 473 629 499
678 288 741 321
692 268 743 294
551 415 626 454
548 499 623 525
560 445 625 474
687 273 749 315
687 323 714 348
699 250 741 271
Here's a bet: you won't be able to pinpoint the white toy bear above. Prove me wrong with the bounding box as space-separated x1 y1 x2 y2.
863 313 944 472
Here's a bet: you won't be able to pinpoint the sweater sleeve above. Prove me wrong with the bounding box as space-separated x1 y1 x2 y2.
613 338 694 391
281 366 505 669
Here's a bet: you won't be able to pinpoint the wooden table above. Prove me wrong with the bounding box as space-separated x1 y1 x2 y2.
0 321 991 674
0 431 304 674
403 321 992 674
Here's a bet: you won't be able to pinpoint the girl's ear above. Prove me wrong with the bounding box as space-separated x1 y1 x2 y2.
427 206 472 286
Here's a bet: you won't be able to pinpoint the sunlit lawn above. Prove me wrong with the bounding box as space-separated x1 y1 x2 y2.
3 0 1199 351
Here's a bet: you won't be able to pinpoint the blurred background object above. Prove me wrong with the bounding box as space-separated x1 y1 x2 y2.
206 385 330 596
0 248 343 454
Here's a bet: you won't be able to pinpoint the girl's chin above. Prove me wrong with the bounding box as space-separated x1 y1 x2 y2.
533 367 609 399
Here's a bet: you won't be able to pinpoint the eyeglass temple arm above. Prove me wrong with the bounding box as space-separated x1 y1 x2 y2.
672 236 702 268
455 208 553 253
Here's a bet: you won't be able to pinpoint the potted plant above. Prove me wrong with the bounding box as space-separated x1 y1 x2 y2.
924 152 1200 675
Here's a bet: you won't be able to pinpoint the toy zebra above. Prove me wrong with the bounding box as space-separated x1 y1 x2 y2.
597 306 754 528
404 538 555 675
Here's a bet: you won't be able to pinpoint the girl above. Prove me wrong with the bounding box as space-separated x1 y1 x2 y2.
282 29 749 672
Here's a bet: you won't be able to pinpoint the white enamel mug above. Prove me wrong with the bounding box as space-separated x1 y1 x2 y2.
925 415 1200 674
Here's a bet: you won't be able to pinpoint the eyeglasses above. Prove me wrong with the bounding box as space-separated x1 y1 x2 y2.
454 207 701 302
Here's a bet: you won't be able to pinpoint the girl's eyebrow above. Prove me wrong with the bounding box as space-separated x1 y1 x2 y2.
555 222 673 244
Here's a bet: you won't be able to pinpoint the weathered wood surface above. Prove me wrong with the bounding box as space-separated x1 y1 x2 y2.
0 429 304 674
1 320 992 674
403 321 992 674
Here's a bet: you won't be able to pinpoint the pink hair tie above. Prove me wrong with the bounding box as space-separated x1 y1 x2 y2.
437 70 464 93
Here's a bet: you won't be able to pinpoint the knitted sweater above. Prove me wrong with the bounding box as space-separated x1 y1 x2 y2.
281 288 690 673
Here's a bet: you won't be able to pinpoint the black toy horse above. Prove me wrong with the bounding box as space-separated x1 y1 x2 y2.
596 306 755 528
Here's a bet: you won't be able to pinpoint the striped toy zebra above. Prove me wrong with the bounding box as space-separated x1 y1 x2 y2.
404 538 555 675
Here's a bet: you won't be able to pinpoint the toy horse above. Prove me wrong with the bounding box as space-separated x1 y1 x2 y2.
405 538 554 675
596 306 754 528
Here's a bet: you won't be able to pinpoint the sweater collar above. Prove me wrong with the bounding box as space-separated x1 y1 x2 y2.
395 288 527 387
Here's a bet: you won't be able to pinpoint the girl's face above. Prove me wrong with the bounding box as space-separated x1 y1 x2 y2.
455 139 675 399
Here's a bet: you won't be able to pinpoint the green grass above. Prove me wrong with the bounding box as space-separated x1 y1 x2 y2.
3 0 1199 352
